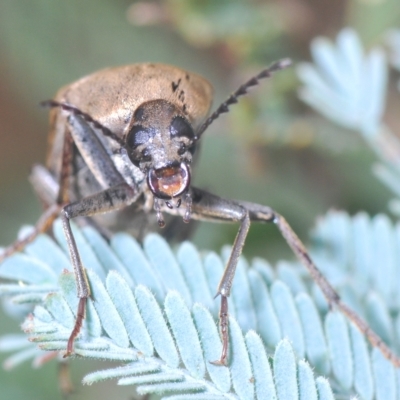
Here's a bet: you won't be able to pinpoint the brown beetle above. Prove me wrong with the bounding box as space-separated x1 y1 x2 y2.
2 60 399 367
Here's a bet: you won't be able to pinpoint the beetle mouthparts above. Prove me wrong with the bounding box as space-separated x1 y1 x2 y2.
147 163 190 200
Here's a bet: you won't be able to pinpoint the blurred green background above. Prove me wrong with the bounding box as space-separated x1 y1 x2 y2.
0 0 399 399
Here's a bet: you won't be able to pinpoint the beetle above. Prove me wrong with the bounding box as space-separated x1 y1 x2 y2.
1 60 399 366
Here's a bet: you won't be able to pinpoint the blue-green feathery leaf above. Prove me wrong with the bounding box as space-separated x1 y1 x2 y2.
177 242 215 311
228 317 253 400
110 232 164 300
325 312 353 390
165 291 205 379
203 252 225 316
191 303 231 393
2 212 400 399
135 285 180 368
83 227 133 286
83 362 161 385
298 359 318 400
0 253 57 284
144 234 191 304
296 292 329 375
247 268 281 348
245 331 277 400
106 271 153 356
350 325 373 400
297 28 400 210
87 269 130 348
372 348 397 400
270 280 305 358
297 28 387 138
24 233 70 273
316 377 335 400
273 339 298 400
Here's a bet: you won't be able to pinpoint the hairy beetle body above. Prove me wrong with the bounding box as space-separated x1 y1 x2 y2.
45 63 213 238
5 59 387 369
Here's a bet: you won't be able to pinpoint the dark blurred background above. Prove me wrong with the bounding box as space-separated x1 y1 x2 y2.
0 0 399 399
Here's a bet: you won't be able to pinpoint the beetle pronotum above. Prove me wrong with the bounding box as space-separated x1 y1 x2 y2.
1 60 399 366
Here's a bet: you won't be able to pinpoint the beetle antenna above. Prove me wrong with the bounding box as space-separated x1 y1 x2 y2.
41 100 125 146
194 58 291 141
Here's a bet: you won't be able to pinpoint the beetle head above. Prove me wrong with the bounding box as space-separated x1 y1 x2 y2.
125 99 196 204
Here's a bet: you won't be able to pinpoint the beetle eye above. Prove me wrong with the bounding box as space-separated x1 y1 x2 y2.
170 116 194 139
126 125 155 149
177 143 187 155
141 149 152 162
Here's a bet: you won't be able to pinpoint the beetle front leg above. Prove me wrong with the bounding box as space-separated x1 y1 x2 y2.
179 189 250 365
188 188 400 367
212 295 229 366
60 182 137 356
236 200 400 367
211 211 251 365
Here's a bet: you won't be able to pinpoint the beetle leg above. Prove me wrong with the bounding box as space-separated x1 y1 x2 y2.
30 164 61 207
0 129 75 263
2 110 139 357
0 204 61 262
61 182 138 356
67 113 126 188
169 188 246 365
186 187 400 367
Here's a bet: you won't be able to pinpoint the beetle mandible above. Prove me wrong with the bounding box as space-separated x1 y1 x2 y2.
2 59 399 367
